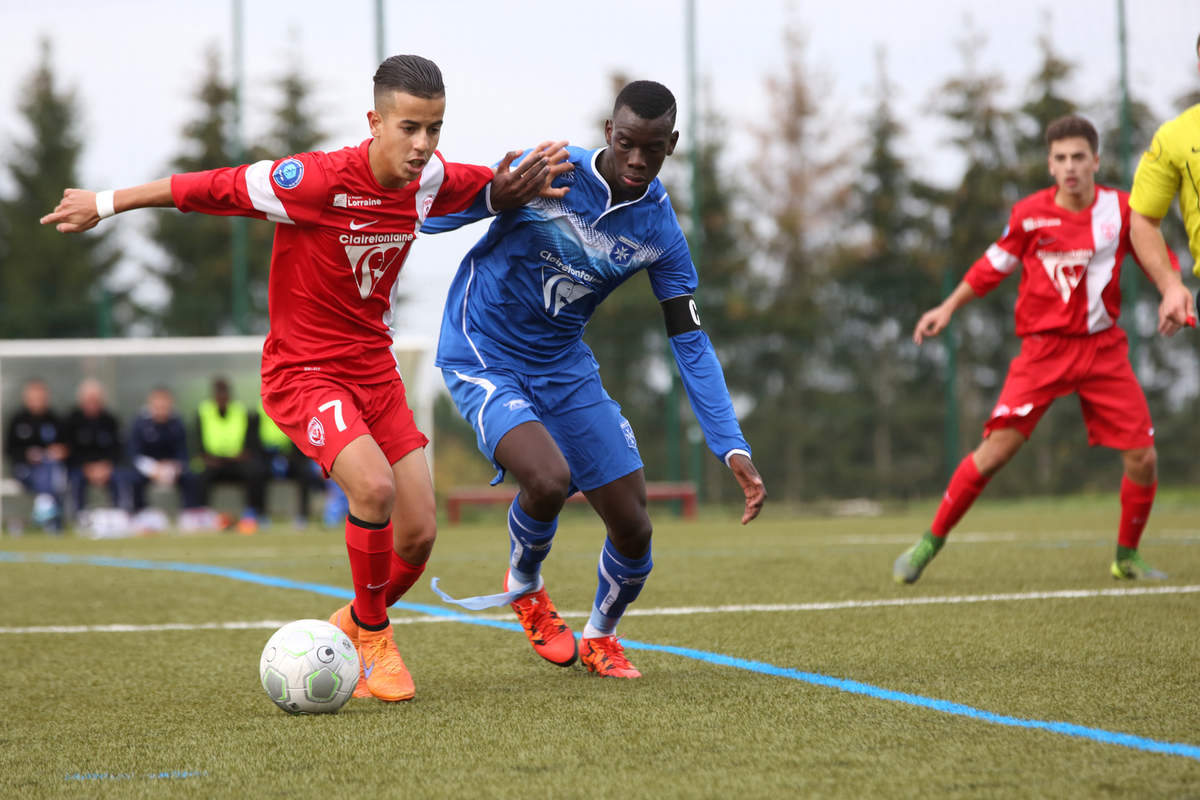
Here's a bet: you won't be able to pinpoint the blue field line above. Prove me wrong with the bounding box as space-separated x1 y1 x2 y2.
6 549 1199 762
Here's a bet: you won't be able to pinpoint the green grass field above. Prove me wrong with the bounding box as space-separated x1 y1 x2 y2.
2 493 1199 798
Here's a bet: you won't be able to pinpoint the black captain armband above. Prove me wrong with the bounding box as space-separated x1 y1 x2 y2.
661 294 702 337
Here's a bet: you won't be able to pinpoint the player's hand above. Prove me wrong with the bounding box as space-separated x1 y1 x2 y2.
913 305 953 345
40 188 102 233
1156 279 1195 337
729 453 765 524
488 140 572 210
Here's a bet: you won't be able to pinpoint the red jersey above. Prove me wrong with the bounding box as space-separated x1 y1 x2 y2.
171 139 493 383
964 185 1178 337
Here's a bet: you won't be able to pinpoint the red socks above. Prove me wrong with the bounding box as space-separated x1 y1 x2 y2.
1118 475 1156 550
385 552 427 606
345 516 393 628
930 455 992 538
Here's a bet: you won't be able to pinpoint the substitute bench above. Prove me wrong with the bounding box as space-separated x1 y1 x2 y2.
445 482 698 523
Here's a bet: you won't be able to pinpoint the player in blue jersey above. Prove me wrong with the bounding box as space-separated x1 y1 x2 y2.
424 81 766 678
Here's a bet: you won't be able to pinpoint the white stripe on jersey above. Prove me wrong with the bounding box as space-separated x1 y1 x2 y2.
452 370 498 445
244 160 293 224
461 258 489 368
1086 188 1120 334
986 243 1020 274
413 156 446 230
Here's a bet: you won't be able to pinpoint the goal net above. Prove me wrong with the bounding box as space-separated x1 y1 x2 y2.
0 335 435 523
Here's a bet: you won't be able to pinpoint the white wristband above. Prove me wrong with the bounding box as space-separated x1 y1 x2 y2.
95 189 116 219
724 448 751 468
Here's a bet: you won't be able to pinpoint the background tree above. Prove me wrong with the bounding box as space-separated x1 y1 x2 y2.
0 39 121 338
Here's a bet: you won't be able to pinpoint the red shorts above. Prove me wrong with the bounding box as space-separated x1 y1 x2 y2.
983 326 1153 450
261 370 428 475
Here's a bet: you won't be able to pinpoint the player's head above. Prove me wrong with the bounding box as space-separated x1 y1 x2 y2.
211 376 231 408
368 55 446 188
76 378 106 417
147 386 174 422
21 378 49 414
601 81 680 203
1045 115 1100 199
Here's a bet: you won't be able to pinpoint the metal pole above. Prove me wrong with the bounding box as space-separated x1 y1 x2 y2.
941 269 959 483
375 0 385 64
231 0 248 334
1117 0 1140 373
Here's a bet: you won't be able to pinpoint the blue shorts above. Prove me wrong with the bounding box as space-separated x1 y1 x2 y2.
442 365 642 492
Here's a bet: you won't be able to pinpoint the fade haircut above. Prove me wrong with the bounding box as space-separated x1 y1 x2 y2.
1045 114 1100 155
614 81 677 125
373 54 445 110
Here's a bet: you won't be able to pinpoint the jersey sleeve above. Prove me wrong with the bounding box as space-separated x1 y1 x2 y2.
646 217 699 301
964 207 1026 296
170 152 329 226
670 330 752 463
421 151 525 234
427 156 495 218
1129 123 1182 220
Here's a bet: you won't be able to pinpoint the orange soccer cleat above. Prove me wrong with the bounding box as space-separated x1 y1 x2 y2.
356 624 415 702
508 573 578 667
328 603 371 698
580 635 642 679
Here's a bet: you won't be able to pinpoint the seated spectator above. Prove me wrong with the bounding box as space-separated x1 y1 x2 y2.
64 379 129 516
128 386 202 515
195 377 266 534
4 378 68 531
259 406 323 528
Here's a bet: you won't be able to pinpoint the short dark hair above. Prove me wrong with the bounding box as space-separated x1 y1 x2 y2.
373 54 444 109
614 81 677 125
1045 115 1099 154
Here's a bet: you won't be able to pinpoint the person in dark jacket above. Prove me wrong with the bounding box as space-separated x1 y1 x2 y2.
4 378 68 530
64 379 128 515
128 386 200 512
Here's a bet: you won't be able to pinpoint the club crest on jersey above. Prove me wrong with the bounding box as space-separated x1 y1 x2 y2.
272 158 304 190
421 195 435 218
1100 221 1118 243
610 235 640 265
307 416 325 447
1038 248 1093 303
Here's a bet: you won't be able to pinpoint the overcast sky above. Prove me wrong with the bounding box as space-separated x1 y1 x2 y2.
2 0 1198 336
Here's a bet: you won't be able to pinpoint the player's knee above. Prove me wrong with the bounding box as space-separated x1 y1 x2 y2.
395 515 437 563
611 516 653 559
347 473 395 521
1124 447 1157 483
520 469 571 514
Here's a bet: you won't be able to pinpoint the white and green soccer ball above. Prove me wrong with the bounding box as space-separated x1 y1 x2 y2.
259 619 359 714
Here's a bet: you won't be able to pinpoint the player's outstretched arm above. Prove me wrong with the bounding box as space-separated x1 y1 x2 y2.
1130 210 1195 336
729 453 766 524
913 279 976 345
40 178 175 233
488 140 573 211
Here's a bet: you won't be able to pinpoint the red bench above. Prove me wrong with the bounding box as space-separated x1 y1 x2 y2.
444 482 698 523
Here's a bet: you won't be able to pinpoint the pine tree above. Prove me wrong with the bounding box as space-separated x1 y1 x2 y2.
0 39 120 338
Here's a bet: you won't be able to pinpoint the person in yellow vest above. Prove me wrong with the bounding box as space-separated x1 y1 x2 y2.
195 376 266 534
259 405 324 527
1129 32 1200 327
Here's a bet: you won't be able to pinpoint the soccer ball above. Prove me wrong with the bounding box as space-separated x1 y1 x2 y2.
259 619 359 714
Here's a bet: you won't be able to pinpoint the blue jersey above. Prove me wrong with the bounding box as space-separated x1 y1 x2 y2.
425 146 749 462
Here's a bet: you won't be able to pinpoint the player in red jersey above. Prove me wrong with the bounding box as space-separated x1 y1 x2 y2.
892 115 1193 585
41 55 570 702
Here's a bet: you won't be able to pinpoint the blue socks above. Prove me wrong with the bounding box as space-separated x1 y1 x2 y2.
584 538 653 638
506 496 557 589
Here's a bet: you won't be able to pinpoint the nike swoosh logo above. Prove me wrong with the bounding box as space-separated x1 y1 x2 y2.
366 582 387 590
349 219 379 230
363 661 375 679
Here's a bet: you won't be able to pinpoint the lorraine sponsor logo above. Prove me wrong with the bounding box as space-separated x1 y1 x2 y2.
307 416 325 446
332 193 383 208
1037 248 1093 302
1021 216 1063 232
344 242 407 299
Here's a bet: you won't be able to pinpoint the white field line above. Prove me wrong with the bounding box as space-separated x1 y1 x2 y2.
3 583 1198 634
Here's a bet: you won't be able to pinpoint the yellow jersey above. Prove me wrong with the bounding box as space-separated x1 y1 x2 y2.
1129 104 1200 274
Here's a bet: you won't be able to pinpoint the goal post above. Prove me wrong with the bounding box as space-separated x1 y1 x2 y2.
0 335 436 525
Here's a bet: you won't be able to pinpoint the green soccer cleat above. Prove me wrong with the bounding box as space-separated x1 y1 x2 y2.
1110 552 1168 581
893 532 944 585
